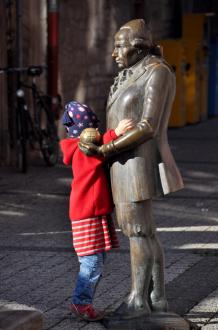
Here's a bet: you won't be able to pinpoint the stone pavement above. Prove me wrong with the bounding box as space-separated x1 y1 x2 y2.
0 118 218 330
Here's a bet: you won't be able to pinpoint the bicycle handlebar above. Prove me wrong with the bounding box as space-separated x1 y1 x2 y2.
0 65 47 76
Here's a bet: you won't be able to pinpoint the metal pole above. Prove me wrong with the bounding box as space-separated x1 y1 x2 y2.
15 0 22 68
47 0 59 117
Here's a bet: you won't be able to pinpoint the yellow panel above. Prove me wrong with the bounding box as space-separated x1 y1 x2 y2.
160 14 208 127
183 14 205 42
183 40 200 123
161 40 187 127
198 46 208 121
182 14 208 123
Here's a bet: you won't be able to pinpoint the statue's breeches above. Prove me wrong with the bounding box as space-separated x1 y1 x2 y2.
115 200 155 237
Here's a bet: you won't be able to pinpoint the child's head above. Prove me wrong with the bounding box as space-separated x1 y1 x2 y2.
62 101 99 138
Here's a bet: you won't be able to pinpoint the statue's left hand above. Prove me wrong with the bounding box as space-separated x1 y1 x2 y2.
78 141 100 156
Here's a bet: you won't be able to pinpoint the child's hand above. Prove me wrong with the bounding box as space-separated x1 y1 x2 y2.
115 119 135 136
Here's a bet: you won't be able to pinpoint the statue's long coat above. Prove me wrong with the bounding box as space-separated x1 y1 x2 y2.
107 55 184 203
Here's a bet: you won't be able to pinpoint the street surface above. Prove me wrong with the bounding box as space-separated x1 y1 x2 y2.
0 118 218 329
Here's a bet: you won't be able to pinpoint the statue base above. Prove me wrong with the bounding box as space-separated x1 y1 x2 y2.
102 311 193 330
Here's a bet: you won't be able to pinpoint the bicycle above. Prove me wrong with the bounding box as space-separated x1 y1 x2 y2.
0 65 60 173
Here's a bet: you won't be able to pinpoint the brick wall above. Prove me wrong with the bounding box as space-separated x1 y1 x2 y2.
21 0 47 119
0 0 47 166
59 0 132 132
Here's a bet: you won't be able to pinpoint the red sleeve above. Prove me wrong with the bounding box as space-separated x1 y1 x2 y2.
102 129 118 144
59 139 78 165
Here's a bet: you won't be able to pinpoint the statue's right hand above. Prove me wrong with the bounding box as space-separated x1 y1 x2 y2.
78 141 100 156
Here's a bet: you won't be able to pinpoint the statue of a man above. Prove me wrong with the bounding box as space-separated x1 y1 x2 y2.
80 19 183 319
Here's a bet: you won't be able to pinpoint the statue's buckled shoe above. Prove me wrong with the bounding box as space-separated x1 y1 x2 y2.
112 301 151 320
151 298 168 312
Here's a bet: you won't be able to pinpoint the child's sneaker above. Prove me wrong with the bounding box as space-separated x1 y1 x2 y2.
70 303 104 321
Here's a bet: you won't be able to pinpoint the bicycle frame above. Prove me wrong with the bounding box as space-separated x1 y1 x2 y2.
21 79 44 130
0 65 60 171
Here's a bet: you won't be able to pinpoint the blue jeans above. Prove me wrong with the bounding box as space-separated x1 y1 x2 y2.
72 252 106 305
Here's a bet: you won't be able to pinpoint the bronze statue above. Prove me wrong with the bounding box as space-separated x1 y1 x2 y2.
79 19 184 320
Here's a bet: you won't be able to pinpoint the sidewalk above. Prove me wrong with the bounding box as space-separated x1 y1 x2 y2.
0 118 218 330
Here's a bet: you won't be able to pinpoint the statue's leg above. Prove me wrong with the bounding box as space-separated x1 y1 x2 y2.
150 234 168 312
127 236 153 314
113 201 155 319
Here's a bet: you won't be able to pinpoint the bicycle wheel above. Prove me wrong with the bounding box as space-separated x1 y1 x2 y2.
37 97 59 166
16 101 28 173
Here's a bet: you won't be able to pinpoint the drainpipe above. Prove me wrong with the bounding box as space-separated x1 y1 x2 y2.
16 0 22 83
47 0 59 118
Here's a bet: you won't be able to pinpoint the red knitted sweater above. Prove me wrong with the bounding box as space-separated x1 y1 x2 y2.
60 129 117 220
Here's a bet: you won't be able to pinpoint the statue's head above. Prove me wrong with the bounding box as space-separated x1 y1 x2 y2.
112 19 153 69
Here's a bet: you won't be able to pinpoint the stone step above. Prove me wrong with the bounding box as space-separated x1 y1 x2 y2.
0 302 43 330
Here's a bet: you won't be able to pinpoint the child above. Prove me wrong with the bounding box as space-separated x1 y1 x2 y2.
60 101 133 322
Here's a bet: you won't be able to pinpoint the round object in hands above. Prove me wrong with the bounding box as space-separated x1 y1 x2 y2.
80 128 101 145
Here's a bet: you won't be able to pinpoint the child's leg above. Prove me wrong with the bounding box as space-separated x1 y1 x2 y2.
72 252 106 305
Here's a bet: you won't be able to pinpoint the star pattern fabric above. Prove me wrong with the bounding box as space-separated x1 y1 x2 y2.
62 101 99 138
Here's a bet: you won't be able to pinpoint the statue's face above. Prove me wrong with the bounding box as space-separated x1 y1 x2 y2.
112 29 141 69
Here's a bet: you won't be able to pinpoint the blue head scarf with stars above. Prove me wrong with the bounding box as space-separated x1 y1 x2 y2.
62 101 99 138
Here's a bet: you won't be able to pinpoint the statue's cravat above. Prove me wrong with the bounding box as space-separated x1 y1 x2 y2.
109 68 134 99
